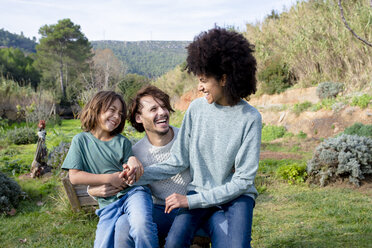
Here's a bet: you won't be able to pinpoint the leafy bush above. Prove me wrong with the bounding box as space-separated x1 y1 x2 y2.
343 123 372 138
262 124 287 142
48 142 70 169
0 171 23 214
316 82 344 99
6 126 38 145
350 94 372 109
307 134 372 186
0 159 29 176
258 56 292 95
292 101 313 115
276 162 307 184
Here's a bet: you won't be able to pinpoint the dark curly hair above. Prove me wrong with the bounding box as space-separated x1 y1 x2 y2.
186 27 257 106
128 85 174 132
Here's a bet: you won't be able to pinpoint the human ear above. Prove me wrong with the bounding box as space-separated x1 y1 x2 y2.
220 74 227 86
135 113 143 124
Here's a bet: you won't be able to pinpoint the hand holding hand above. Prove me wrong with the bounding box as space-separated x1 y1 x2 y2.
122 156 144 184
110 172 127 188
165 193 189 214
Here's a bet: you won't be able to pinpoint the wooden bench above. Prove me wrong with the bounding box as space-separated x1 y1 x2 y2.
62 176 211 247
62 176 98 212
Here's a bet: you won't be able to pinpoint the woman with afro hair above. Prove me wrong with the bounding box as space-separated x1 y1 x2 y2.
134 27 262 248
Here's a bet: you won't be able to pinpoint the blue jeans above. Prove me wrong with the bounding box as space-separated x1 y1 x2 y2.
114 204 216 248
94 186 158 248
165 192 255 248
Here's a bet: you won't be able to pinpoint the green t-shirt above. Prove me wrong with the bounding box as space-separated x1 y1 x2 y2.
62 132 133 208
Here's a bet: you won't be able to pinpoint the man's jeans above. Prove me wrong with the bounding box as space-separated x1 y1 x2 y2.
94 186 158 248
114 204 218 248
165 192 255 248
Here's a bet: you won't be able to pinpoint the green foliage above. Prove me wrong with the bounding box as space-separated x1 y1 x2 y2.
152 64 199 99
257 56 293 95
48 142 70 170
92 40 189 78
35 18 92 102
316 82 344 99
297 131 307 139
0 28 37 53
6 126 38 145
343 123 372 138
350 94 372 109
307 134 372 186
116 73 150 103
0 47 40 88
276 162 307 184
245 0 372 89
0 171 23 213
292 101 313 115
0 159 29 176
262 124 287 142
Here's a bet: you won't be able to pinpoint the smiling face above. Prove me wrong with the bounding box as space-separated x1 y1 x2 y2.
97 98 123 136
135 95 170 136
197 74 228 106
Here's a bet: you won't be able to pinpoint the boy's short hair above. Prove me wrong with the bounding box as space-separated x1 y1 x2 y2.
80 91 127 136
186 26 257 105
128 85 174 132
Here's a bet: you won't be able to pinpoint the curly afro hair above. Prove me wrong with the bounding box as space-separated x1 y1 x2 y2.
186 27 257 106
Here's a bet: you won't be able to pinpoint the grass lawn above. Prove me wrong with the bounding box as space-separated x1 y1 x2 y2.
1 119 371 247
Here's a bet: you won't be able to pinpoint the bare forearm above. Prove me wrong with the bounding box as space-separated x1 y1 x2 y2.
69 169 113 185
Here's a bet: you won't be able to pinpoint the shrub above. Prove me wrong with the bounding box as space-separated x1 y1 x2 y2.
0 171 23 214
258 56 293 95
307 134 372 186
48 142 70 169
316 82 344 99
1 159 29 176
343 123 372 138
292 101 313 115
350 94 372 109
276 162 307 184
6 126 38 145
262 124 287 142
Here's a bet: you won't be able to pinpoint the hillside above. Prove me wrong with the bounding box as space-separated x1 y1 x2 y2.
91 40 190 78
174 86 372 139
152 0 372 100
0 29 37 53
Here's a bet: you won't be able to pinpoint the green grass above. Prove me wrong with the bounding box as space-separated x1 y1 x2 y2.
252 182 372 247
1 119 371 247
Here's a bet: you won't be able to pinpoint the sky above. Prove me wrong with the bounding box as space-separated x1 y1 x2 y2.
0 0 297 41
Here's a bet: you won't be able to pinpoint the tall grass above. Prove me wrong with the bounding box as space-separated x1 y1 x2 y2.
245 0 372 92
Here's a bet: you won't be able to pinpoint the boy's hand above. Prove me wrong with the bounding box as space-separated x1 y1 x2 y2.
110 172 127 188
88 184 123 197
122 156 144 184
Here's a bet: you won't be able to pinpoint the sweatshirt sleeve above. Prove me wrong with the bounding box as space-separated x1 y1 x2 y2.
134 108 192 185
187 114 262 209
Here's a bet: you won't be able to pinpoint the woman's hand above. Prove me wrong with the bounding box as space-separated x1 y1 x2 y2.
165 193 189 214
88 184 123 197
122 156 144 184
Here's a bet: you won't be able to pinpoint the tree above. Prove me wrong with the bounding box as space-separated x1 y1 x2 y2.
0 47 40 88
35 19 92 100
85 48 126 90
117 73 150 102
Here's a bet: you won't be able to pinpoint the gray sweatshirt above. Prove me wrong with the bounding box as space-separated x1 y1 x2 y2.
136 97 262 209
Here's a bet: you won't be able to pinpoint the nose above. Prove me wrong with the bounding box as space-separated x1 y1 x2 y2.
197 82 203 91
158 107 167 115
